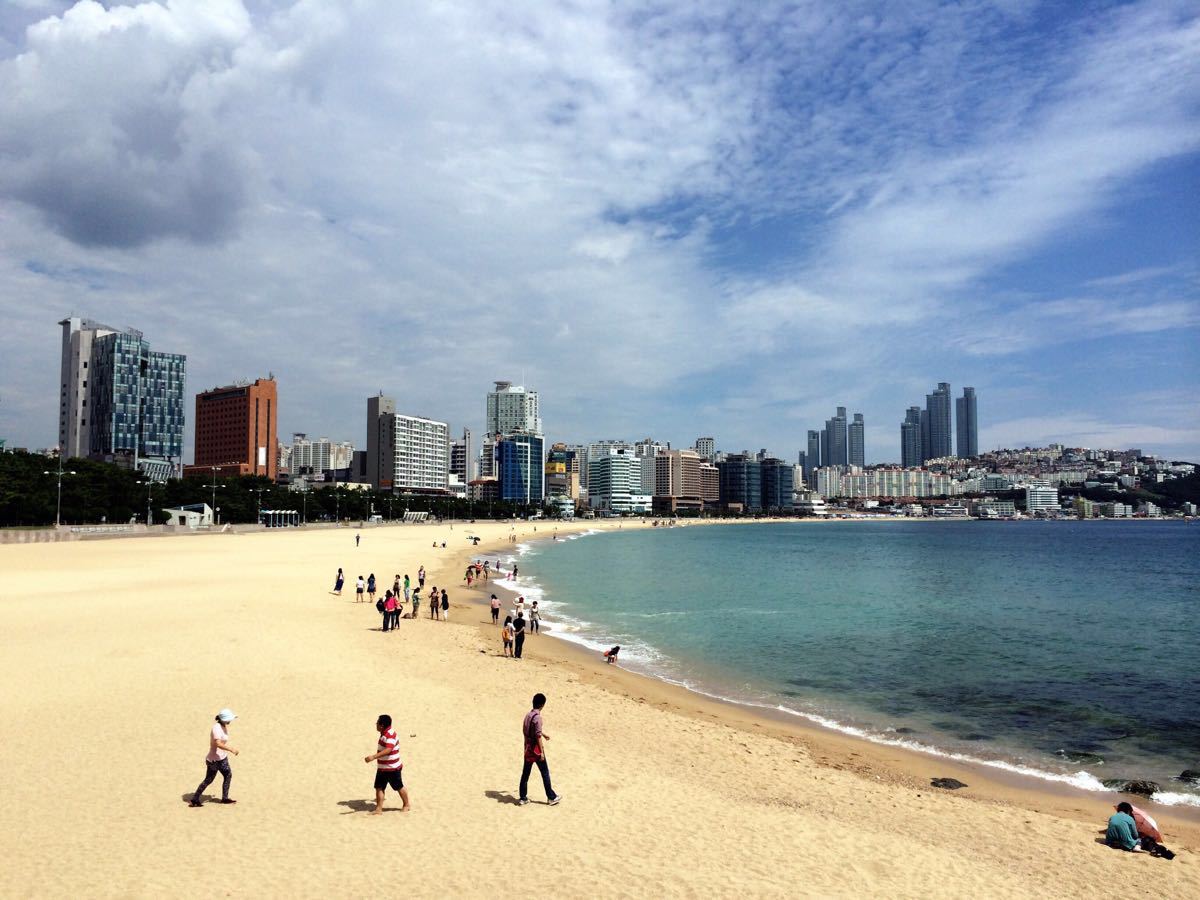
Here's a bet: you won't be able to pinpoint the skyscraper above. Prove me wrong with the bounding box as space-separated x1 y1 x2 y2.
58 317 186 480
901 407 923 468
694 436 715 461
486 381 541 438
925 382 953 460
497 433 545 504
956 387 978 458
848 413 865 467
450 427 475 483
184 377 277 479
822 406 848 467
806 430 821 473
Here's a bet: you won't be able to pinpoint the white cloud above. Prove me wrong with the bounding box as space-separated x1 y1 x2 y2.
0 1 1197 462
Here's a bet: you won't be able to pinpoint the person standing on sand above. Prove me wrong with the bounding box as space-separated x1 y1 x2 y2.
403 574 411 603
383 591 396 632
189 709 239 807
490 594 501 625
529 601 540 634
364 714 409 815
518 693 560 806
411 588 420 618
355 575 365 603
333 568 344 595
503 616 515 657
441 588 449 621
356 533 361 547
429 586 439 620
418 566 426 589
513 611 527 659
393 574 401 600
367 573 377 604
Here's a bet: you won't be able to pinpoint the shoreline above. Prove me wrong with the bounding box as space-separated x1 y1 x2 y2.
444 525 1200 836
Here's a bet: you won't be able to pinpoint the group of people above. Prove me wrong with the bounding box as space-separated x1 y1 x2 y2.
491 593 540 659
188 693 562 811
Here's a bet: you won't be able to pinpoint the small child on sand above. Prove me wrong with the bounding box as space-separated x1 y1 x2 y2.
503 616 515 657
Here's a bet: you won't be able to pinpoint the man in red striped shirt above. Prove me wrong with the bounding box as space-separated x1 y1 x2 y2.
363 714 410 815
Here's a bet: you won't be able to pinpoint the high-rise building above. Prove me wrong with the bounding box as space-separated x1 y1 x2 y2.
822 407 848 468
694 436 715 461
900 407 923 468
58 317 186 480
652 448 709 514
450 427 476 483
588 446 651 514
806 430 821 473
288 433 354 475
956 387 978 458
545 442 583 501
716 453 762 512
925 382 953 460
1025 481 1058 514
486 381 541 438
183 377 277 479
759 457 795 511
848 413 865 467
497 433 545 504
366 395 449 492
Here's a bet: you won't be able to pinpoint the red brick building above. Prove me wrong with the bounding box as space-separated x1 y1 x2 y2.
183 378 278 480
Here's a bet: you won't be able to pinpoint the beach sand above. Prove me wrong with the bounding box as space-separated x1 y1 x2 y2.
1 520 1195 898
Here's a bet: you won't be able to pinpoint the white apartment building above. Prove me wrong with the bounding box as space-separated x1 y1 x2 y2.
588 448 651 514
694 437 716 461
290 433 355 473
1025 481 1059 513
366 395 449 492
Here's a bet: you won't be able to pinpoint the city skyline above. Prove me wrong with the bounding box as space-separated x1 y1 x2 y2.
0 2 1197 461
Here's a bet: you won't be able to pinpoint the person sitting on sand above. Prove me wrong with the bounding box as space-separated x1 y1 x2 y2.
603 646 620 665
1106 802 1143 852
503 616 515 657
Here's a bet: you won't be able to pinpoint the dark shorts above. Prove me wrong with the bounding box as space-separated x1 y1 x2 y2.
374 769 404 792
491 608 499 620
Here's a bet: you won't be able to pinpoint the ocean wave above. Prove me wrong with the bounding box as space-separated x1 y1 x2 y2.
1150 791 1200 807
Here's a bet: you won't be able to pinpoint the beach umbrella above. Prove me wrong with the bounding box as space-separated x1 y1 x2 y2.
1128 804 1162 842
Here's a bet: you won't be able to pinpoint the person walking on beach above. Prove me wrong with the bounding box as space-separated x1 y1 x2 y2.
367 573 377 604
502 616 515 657
356 532 361 547
189 709 239 807
364 714 410 815
355 575 365 603
490 594 501 625
333 568 344 595
403 574 411 603
393 574 401 600
519 693 560 806
418 565 425 589
529 601 540 635
440 588 449 621
513 611 527 659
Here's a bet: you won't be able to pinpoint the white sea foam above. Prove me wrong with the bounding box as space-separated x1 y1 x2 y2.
1150 791 1200 807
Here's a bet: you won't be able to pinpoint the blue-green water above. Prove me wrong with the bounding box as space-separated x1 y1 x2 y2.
498 521 1200 805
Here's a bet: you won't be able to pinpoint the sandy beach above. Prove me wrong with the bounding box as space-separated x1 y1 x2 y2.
1 520 1196 898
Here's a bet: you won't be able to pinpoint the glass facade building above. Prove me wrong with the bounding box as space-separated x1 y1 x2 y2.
716 455 762 511
498 433 545 504
956 387 978 458
759 458 795 511
88 331 186 475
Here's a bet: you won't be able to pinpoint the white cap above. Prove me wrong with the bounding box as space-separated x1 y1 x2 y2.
217 708 237 723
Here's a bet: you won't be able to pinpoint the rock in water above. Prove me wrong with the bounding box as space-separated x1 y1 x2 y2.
1179 769 1200 785
1102 779 1161 796
930 777 968 790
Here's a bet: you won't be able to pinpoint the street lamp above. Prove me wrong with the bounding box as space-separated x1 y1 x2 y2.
249 486 267 525
136 479 155 526
43 453 77 527
209 466 221 516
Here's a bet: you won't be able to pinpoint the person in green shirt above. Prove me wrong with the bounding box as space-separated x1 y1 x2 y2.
1105 802 1143 852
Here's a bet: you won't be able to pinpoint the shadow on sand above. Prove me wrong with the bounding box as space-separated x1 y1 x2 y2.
484 790 522 806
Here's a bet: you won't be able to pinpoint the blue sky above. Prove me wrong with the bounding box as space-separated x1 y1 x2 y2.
0 0 1197 463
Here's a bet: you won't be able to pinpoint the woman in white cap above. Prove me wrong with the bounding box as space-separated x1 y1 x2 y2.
189 709 240 807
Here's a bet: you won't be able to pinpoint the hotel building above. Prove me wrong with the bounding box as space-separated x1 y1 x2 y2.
183 377 278 479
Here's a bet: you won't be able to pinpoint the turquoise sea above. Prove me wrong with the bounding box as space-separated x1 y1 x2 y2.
495 520 1200 806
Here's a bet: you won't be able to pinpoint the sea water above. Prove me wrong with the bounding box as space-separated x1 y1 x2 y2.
495 520 1200 805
